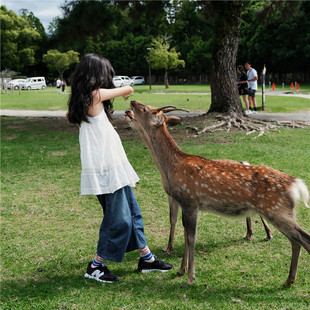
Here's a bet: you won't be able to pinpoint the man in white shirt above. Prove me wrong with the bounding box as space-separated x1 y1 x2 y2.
56 78 61 93
245 61 258 113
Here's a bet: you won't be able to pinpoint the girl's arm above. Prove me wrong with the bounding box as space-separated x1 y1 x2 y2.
92 86 133 104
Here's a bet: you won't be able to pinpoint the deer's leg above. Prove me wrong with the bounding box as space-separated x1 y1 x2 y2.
181 209 198 285
260 216 272 241
285 240 301 287
268 216 310 286
244 217 253 240
163 196 179 254
179 211 188 276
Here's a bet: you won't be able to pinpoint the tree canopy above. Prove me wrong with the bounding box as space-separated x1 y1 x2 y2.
1 1 309 83
42 50 80 78
0 5 44 73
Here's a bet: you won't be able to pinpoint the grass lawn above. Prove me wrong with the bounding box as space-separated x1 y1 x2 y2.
1 85 309 114
1 114 310 309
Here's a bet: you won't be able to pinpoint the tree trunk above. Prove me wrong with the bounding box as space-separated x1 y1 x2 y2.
164 70 169 89
208 1 244 116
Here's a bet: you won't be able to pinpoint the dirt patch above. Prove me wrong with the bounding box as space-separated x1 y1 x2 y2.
4 135 18 140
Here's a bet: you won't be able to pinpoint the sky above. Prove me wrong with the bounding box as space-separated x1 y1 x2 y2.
2 0 65 33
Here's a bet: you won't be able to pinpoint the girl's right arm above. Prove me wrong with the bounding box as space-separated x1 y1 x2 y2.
92 86 133 104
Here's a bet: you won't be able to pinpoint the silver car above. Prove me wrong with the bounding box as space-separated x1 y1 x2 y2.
113 76 134 87
6 79 26 90
130 76 145 85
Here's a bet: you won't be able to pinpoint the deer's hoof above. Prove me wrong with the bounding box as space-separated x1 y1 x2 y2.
284 278 295 287
162 247 172 255
264 236 273 241
178 268 186 276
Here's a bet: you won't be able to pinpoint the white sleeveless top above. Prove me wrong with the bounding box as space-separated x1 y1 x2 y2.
79 109 139 195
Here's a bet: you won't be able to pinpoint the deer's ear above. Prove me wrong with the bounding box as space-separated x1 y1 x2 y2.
166 116 182 127
153 114 165 126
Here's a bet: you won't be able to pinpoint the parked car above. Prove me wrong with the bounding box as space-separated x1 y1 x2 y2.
130 76 145 85
113 76 134 87
21 77 46 90
6 79 26 90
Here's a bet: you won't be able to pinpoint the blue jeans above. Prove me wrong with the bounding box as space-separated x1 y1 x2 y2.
96 186 147 262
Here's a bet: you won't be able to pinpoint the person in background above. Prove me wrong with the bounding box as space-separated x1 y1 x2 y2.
56 77 61 93
245 61 258 114
237 65 251 115
61 78 67 93
67 53 173 283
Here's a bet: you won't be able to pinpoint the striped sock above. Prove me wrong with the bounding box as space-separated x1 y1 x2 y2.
91 254 106 268
140 245 155 263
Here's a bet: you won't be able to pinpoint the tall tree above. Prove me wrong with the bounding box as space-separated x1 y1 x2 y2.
207 1 244 116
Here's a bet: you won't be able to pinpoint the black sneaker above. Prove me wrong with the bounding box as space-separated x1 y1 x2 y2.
137 256 173 273
84 262 119 283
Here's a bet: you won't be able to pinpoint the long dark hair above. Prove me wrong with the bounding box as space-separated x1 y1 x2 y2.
237 65 246 75
67 54 115 125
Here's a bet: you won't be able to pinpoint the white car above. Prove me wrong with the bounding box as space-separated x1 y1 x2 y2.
113 76 134 87
21 77 46 90
130 76 145 85
6 79 26 90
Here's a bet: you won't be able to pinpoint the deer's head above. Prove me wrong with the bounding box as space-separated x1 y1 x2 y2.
125 100 188 134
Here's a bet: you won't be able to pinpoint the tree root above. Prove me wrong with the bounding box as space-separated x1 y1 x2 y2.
189 113 310 139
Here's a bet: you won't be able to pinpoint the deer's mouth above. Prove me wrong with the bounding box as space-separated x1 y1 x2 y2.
124 110 134 121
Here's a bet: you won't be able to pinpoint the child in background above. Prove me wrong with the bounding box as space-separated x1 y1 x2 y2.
67 53 173 283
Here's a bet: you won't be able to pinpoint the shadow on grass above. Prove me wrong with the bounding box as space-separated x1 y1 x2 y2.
2 265 306 308
2 243 309 308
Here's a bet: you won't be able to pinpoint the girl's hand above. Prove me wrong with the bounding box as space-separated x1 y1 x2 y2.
123 94 133 101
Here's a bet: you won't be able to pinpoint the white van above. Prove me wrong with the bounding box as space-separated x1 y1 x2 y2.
21 77 46 90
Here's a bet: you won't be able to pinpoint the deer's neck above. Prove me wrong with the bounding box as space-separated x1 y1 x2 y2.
148 125 184 172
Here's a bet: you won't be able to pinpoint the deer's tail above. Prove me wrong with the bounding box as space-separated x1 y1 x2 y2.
290 179 310 209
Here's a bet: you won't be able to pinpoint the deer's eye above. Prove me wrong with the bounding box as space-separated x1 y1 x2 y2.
143 108 146 112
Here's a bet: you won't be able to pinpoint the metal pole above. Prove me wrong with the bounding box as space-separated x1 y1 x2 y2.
147 48 152 90
262 65 266 111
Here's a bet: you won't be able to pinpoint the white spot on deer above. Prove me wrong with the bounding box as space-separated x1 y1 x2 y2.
195 181 199 186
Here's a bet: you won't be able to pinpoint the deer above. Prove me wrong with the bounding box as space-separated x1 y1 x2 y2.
124 100 310 287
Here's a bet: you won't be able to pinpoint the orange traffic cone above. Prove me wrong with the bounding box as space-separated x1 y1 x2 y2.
297 83 300 91
272 83 275 91
290 82 294 89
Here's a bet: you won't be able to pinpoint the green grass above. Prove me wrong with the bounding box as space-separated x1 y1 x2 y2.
1 116 310 309
1 85 309 114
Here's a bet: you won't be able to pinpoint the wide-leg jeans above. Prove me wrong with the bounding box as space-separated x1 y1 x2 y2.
96 186 147 262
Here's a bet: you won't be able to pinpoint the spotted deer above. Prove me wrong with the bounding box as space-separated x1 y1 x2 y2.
125 100 310 286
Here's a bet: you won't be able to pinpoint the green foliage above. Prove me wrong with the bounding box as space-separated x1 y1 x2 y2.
0 5 42 71
148 37 185 88
42 49 80 77
2 1 310 82
149 37 185 71
238 1 310 75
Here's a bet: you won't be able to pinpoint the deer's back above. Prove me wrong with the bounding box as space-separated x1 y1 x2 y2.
168 155 296 218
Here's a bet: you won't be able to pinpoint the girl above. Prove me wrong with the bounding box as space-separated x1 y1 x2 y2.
236 65 251 115
67 54 172 283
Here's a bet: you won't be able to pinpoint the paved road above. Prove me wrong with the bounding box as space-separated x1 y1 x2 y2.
1 109 310 122
0 109 203 119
